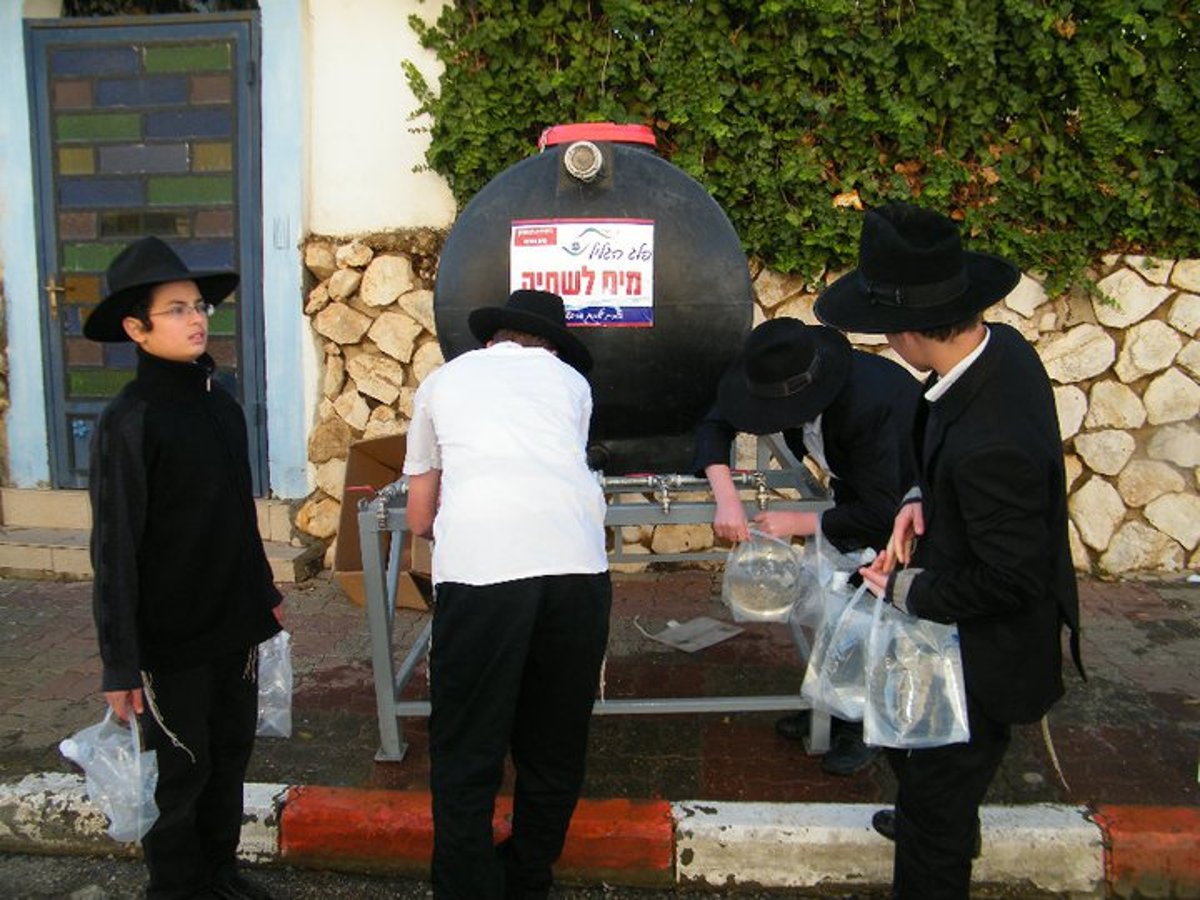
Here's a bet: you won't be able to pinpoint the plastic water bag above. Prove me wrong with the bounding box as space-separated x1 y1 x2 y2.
791 534 874 631
802 582 874 720
722 530 811 623
60 709 159 843
864 595 970 749
257 630 293 738
802 532 876 588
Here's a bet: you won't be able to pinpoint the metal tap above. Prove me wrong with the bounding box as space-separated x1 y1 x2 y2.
754 472 770 510
652 475 672 514
371 478 408 530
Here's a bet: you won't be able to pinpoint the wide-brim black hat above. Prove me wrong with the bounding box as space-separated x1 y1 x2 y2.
469 289 593 374
716 318 852 434
84 236 239 342
815 202 1019 334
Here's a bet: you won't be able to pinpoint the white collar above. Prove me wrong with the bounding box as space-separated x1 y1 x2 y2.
925 326 990 403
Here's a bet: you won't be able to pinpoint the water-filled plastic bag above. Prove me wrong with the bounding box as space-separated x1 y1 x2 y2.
802 582 874 720
722 530 810 623
60 709 158 842
864 595 970 748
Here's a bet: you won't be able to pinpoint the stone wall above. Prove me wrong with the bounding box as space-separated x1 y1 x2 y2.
293 234 443 566
295 235 1199 578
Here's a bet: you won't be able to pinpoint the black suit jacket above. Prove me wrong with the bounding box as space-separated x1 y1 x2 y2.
901 323 1081 725
694 350 920 553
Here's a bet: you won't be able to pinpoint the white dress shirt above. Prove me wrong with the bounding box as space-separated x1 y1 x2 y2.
402 342 608 586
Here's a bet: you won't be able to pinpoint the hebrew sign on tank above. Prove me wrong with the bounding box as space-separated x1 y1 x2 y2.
510 218 655 327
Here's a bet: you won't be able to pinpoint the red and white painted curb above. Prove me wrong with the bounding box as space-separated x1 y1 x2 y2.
1 775 1197 896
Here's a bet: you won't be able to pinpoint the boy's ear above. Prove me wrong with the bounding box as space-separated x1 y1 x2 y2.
122 315 148 344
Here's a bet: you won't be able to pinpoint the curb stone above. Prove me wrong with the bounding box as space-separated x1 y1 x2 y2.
278 787 674 885
0 773 124 857
240 782 288 864
673 802 1103 893
1 776 1197 896
1093 804 1200 899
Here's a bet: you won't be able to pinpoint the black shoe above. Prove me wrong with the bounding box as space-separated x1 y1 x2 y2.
872 808 897 840
774 711 812 741
820 730 879 776
211 871 273 900
496 838 552 900
872 808 982 858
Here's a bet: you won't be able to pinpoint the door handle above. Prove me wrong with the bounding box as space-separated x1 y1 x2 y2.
44 276 67 320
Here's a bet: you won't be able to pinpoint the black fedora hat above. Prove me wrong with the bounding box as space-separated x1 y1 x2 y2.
814 202 1019 334
716 318 852 434
84 236 239 342
468 289 593 374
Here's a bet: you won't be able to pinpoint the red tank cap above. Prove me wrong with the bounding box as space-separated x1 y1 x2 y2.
538 122 657 151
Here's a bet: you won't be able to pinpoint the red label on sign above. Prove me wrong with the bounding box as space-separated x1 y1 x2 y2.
513 226 558 247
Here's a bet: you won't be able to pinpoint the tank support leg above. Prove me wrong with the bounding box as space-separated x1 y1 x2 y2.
360 507 407 762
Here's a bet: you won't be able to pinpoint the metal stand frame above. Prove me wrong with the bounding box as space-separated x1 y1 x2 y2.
359 434 833 763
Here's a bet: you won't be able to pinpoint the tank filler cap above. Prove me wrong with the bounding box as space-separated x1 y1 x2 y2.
563 140 604 182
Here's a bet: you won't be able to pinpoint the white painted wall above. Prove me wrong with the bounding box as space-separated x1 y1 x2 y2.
261 0 315 498
2 3 53 486
307 0 456 234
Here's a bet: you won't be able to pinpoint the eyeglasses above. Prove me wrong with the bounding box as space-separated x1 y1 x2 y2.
149 301 214 321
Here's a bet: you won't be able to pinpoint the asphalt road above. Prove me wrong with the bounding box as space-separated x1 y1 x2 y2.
0 853 899 899
0 853 1070 899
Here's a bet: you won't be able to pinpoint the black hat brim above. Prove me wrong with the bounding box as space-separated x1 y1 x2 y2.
468 305 593 374
83 271 239 343
715 324 851 434
815 251 1019 334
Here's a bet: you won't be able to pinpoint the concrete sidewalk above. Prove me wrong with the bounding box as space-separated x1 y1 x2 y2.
0 572 1197 896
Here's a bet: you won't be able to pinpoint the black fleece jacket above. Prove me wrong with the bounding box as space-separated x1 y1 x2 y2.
88 349 281 691
693 350 920 553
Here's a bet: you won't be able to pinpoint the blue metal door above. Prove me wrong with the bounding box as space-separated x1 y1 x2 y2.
24 14 265 492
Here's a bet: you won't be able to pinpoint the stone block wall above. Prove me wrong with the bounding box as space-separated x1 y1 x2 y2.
295 234 1199 578
293 233 443 565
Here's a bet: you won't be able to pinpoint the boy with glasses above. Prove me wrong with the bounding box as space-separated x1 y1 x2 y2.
84 236 283 899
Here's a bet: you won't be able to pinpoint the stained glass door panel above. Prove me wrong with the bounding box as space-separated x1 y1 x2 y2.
26 14 264 490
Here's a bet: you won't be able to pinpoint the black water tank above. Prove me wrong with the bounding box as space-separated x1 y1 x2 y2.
434 123 753 474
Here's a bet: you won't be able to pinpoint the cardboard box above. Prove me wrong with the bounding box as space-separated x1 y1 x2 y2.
333 434 432 610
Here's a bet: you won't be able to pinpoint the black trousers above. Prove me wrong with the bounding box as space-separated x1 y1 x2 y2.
139 648 258 899
429 573 612 900
886 698 1011 900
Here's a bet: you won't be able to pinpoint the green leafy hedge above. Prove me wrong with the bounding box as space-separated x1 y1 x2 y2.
406 0 1199 290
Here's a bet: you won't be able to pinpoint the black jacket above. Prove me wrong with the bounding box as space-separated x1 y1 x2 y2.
89 349 281 691
900 324 1082 724
694 350 920 552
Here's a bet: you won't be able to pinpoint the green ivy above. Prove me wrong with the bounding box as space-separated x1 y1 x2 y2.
406 0 1200 291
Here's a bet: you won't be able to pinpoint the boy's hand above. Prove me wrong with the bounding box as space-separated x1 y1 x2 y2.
713 495 751 543
272 602 285 626
706 464 750 543
751 510 817 540
887 501 925 566
104 688 144 723
859 550 893 597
